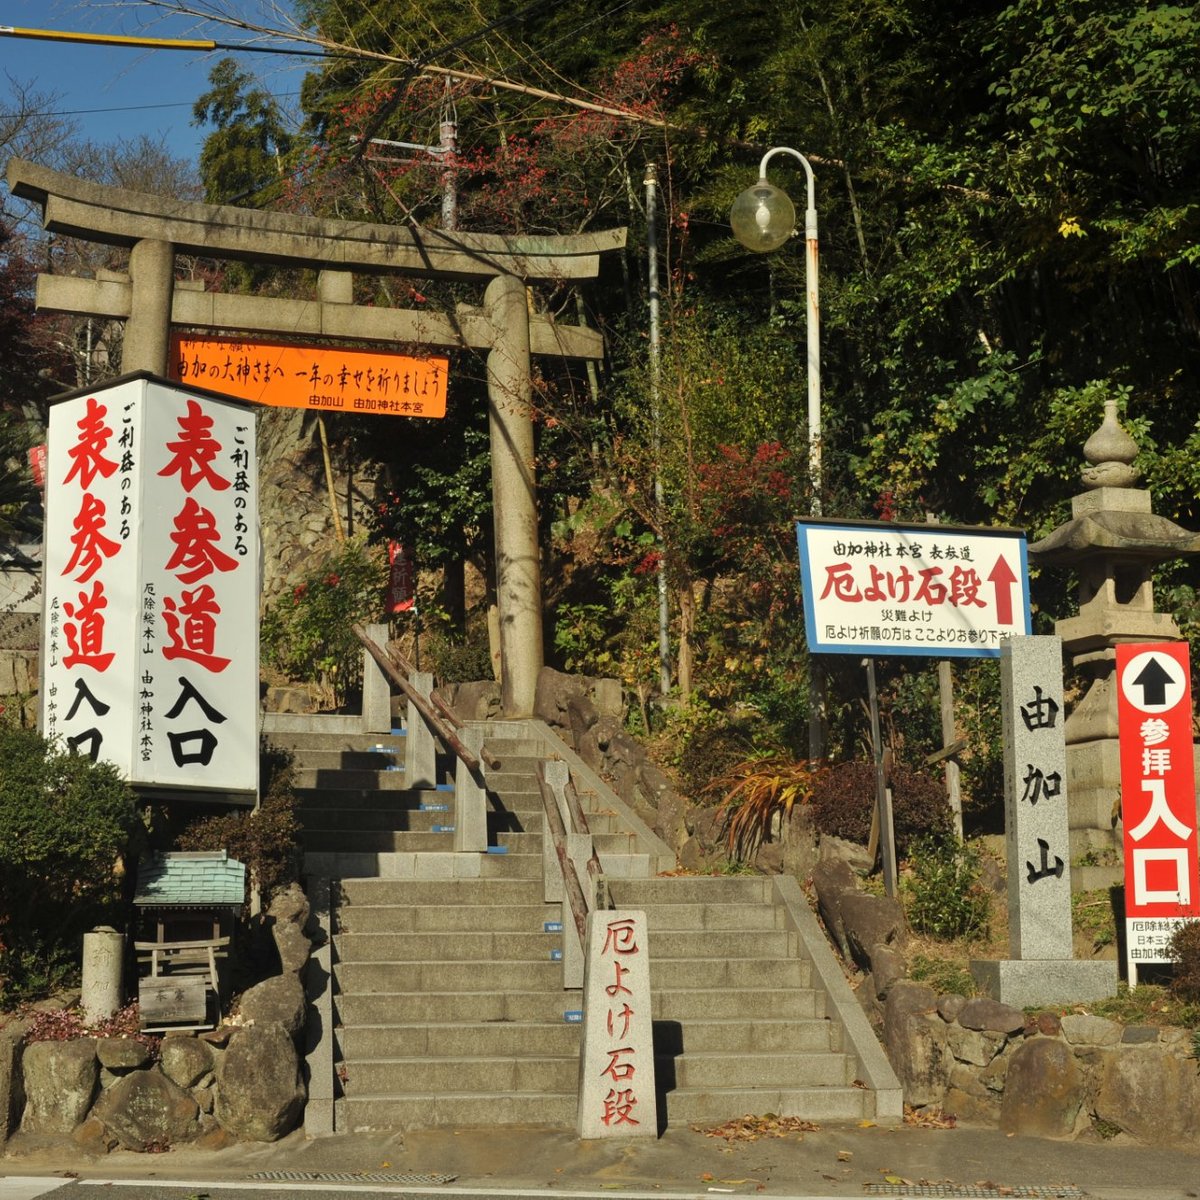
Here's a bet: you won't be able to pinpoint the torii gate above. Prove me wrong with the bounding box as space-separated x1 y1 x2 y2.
8 158 626 717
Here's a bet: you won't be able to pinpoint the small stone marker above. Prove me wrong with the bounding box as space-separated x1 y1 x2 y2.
577 909 656 1139
972 635 1117 1006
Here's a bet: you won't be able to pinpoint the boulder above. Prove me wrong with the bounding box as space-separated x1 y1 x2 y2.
272 921 312 978
818 834 874 874
651 784 690 853
810 858 857 957
566 694 599 750
957 997 1025 1035
1000 1037 1083 1138
21 1038 97 1134
840 892 905 971
238 973 306 1040
448 681 501 722
216 1022 305 1141
937 994 967 1023
534 666 583 727
95 1038 151 1071
268 882 311 932
161 1036 214 1090
869 944 906 1000
71 1114 118 1155
92 1068 200 1151
883 982 948 1107
589 677 624 719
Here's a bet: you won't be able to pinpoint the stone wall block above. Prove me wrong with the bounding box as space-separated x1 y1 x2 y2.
161 1036 214 1090
1000 1037 1083 1138
21 1038 97 1134
95 1038 151 1072
957 997 1025 1034
947 1025 1004 1068
1060 1014 1122 1046
92 1067 200 1151
883 982 947 1107
1094 1045 1200 1145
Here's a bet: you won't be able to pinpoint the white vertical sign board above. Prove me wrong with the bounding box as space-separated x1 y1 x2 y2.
43 377 258 794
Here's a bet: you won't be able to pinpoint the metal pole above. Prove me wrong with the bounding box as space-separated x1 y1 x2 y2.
866 657 898 897
644 162 672 695
756 147 820 513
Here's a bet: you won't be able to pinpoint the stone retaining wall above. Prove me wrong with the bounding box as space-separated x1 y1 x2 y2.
0 883 314 1154
883 979 1200 1144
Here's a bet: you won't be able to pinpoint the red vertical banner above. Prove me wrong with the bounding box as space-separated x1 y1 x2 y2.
387 540 415 613
1116 642 1200 980
28 443 47 490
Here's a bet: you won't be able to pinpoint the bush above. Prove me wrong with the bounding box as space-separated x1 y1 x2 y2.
0 724 141 1006
424 632 494 685
261 537 388 708
904 835 991 942
174 745 301 906
1167 919 1200 1002
808 759 951 857
710 755 826 859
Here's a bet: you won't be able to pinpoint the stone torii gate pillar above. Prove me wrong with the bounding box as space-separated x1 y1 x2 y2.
124 238 174 375
485 272 541 715
10 157 625 718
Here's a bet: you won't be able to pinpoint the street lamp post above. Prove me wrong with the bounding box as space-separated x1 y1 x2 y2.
730 147 821 515
731 147 826 767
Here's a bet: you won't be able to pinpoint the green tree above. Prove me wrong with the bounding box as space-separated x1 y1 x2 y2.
193 57 295 206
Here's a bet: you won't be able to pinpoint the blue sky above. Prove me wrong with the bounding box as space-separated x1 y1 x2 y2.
0 1 304 168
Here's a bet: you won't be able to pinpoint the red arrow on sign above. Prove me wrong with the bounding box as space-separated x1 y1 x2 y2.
987 555 1018 625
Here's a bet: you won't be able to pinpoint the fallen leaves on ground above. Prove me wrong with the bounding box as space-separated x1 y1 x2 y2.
903 1104 958 1129
692 1114 821 1142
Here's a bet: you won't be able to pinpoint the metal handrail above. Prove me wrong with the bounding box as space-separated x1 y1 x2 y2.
538 767 590 944
351 623 500 773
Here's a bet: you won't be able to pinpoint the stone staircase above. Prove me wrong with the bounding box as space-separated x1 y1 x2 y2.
262 714 900 1133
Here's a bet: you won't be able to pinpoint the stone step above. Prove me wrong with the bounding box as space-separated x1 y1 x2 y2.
336 959 564 994
661 1086 872 1126
335 931 564 963
298 808 454 834
295 787 453 811
291 748 406 771
652 1017 839 1055
334 990 583 1026
306 831 455 853
333 986 819 1026
294 768 426 790
303 830 540 854
307 850 543 881
343 1054 576 1096
336 1016 837 1061
337 1020 581 1060
335 955 807 994
265 731 407 753
336 1091 575 1133
609 877 774 905
658 1051 856 1090
332 927 795 963
338 878 545 906
335 902 561 934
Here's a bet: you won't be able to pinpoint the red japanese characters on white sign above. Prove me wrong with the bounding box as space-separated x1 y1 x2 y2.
1117 642 1200 980
43 378 258 794
796 520 1031 658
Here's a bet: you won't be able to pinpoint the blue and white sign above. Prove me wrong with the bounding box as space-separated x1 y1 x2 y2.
796 519 1031 658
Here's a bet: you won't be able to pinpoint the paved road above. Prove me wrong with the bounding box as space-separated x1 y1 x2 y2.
5 1119 1200 1200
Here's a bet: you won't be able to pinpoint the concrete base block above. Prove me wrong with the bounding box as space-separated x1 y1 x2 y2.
970 958 1118 1009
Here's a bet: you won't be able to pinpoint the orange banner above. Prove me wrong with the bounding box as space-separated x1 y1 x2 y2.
169 335 448 418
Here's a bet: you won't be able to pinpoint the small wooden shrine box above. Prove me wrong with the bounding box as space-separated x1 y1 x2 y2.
133 850 246 1032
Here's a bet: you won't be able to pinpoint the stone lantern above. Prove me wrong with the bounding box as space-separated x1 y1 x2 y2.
1030 400 1200 860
